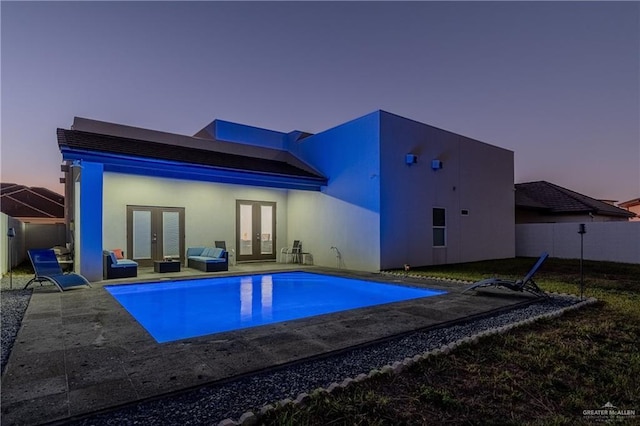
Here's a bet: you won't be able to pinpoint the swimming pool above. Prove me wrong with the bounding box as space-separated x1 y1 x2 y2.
105 272 446 343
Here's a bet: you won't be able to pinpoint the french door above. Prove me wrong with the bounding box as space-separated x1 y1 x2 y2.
236 200 276 262
127 206 185 267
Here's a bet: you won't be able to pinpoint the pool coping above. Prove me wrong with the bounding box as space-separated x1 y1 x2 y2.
1 267 542 425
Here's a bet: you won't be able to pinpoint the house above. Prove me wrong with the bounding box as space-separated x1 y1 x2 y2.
59 110 515 281
515 181 635 224
619 198 640 222
1 183 67 264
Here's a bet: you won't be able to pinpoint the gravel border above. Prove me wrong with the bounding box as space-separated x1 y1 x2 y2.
1 275 33 375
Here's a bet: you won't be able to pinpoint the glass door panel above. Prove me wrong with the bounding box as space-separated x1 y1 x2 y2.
236 200 276 262
239 204 253 256
260 205 273 255
133 210 152 260
162 211 180 259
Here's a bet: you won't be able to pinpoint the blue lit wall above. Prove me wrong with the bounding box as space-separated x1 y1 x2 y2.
287 111 381 213
79 161 104 281
285 111 382 271
214 120 287 150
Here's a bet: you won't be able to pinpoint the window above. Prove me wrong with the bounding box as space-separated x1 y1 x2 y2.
433 208 446 247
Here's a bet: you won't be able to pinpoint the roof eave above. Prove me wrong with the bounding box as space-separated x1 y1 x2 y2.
60 148 327 191
594 210 636 218
545 208 634 218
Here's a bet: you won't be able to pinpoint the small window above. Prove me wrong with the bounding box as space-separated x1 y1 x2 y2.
433 208 446 247
433 208 446 227
461 209 469 216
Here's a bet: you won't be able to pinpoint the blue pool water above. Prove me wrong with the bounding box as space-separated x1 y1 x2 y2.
105 272 446 343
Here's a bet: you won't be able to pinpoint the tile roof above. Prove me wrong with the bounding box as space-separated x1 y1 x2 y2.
515 181 634 218
57 129 326 181
1 183 22 191
0 184 64 218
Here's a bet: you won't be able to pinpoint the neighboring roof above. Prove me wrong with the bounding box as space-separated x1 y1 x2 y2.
513 191 548 210
57 129 327 190
0 183 64 218
515 181 635 218
619 198 640 208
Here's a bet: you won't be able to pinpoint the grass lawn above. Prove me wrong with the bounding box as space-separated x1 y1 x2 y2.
259 257 640 425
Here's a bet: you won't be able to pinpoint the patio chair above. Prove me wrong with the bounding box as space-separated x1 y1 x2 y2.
280 240 302 263
25 249 91 292
464 252 549 297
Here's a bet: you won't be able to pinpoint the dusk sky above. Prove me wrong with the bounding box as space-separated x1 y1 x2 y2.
1 1 638 202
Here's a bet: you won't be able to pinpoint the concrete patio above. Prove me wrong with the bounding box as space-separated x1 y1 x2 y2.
0 264 538 425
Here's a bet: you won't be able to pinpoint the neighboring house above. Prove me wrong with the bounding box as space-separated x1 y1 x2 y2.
0 183 67 265
618 198 640 222
515 181 635 224
59 110 515 281
1 183 65 223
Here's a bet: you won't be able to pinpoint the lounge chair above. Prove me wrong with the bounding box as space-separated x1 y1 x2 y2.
25 249 91 292
464 252 549 297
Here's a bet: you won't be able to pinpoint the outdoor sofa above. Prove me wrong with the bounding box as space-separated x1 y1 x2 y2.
187 246 229 272
103 250 138 279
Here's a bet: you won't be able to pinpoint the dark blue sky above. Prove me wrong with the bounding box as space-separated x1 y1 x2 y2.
2 1 638 201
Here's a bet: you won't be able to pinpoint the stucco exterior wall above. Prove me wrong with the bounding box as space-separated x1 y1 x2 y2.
102 173 289 260
286 112 381 271
287 191 380 271
379 112 514 268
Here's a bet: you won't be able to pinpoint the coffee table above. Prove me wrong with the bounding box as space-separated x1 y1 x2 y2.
154 260 181 273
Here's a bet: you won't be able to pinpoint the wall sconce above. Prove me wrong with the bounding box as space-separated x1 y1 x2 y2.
431 159 443 170
405 154 418 165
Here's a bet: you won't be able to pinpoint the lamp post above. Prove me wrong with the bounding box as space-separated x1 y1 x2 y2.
7 227 16 290
578 223 586 300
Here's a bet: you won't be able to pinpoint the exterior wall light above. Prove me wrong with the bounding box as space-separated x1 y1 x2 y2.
431 159 443 170
405 154 418 165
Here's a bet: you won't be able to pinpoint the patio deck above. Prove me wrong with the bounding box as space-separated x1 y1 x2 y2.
0 263 538 425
